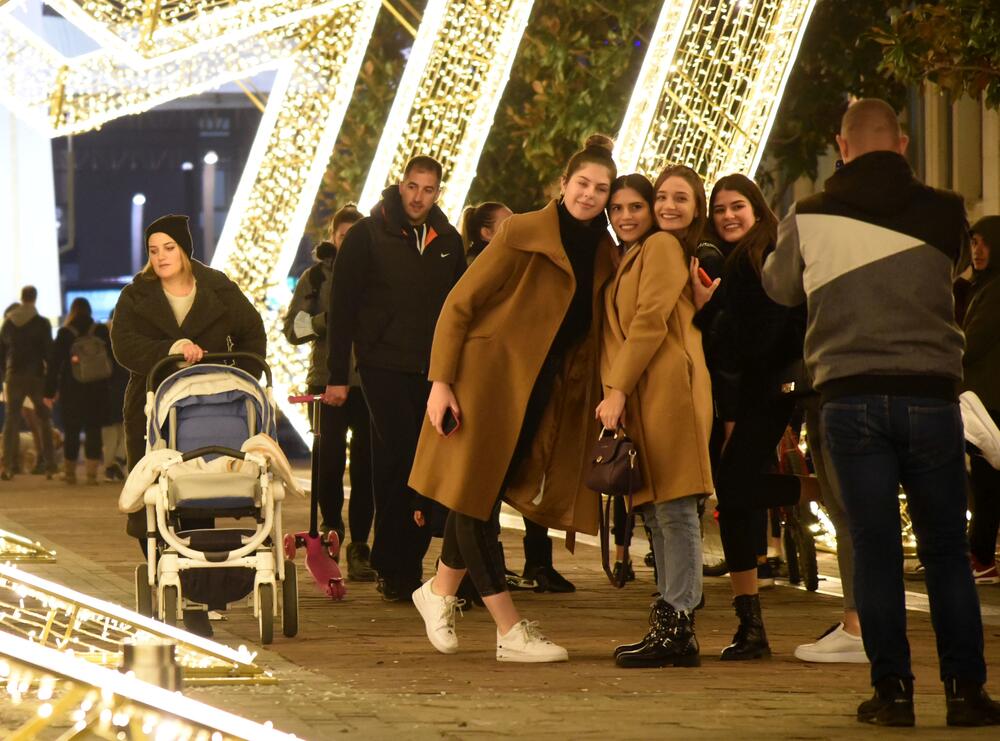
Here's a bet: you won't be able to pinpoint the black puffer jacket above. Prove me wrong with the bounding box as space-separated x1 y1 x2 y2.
327 186 466 384
0 303 52 379
111 260 267 470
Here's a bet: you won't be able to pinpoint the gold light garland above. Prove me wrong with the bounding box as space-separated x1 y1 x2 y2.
617 0 817 184
0 631 297 740
358 0 535 221
0 529 57 563
0 565 271 685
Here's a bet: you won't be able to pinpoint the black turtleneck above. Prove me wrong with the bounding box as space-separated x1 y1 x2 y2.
550 201 607 358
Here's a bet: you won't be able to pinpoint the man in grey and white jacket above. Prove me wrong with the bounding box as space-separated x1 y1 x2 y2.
762 98 999 727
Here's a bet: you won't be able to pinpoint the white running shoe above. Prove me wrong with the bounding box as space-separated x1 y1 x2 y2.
496 620 568 663
412 579 460 654
794 622 868 663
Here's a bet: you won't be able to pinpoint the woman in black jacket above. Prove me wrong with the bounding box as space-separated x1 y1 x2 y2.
44 297 109 485
697 174 816 661
111 214 266 526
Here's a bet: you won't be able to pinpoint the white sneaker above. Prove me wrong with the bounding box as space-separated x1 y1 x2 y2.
412 579 460 654
794 622 867 663
496 620 568 663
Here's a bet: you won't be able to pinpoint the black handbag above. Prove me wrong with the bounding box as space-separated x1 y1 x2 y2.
586 427 643 588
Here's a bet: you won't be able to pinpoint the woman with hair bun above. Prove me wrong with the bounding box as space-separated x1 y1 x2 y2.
461 202 512 265
408 134 618 662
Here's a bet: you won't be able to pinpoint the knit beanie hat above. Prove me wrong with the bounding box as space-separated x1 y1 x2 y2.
971 216 1000 252
145 214 193 258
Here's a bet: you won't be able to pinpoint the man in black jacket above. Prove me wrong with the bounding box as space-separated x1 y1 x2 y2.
763 99 999 727
1 286 55 480
326 156 466 600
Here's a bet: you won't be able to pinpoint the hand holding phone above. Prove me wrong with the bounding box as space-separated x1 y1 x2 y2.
698 267 713 288
442 408 461 436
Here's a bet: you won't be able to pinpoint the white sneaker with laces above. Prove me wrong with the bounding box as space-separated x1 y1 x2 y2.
412 579 460 654
794 622 867 663
496 619 568 663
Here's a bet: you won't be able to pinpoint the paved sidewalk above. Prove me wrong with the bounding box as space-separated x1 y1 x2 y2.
1 472 998 739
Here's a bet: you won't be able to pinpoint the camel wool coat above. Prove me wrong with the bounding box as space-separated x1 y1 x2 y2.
601 232 714 506
408 201 615 536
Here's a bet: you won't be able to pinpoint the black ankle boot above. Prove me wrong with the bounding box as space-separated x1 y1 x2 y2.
346 542 377 582
857 676 914 726
720 594 770 660
945 678 1000 726
614 600 671 658
522 537 575 593
616 603 700 668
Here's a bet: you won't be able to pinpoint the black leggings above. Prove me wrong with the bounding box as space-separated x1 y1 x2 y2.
64 420 103 461
715 389 800 573
441 496 509 597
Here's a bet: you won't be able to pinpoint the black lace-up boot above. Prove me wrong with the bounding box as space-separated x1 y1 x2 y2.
720 594 770 660
616 602 700 668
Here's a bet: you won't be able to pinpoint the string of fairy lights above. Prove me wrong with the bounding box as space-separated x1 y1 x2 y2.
617 0 817 184
358 0 535 222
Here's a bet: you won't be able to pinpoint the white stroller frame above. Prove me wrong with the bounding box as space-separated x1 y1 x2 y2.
135 352 297 644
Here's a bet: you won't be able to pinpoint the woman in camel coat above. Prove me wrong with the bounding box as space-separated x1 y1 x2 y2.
408 135 618 663
597 173 713 669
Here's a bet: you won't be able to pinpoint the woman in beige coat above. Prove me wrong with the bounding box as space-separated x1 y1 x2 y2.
597 173 714 669
407 135 617 663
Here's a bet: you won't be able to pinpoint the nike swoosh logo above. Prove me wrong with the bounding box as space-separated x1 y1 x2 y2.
440 253 450 257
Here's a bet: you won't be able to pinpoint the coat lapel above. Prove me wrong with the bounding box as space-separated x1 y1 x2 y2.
130 279 183 339
509 200 574 280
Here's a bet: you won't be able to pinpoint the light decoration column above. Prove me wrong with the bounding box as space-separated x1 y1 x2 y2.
0 565 271 685
617 0 817 184
0 631 296 740
358 0 536 222
0 0 383 440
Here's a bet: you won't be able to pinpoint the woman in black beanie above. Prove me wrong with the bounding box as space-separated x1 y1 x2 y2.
110 214 266 635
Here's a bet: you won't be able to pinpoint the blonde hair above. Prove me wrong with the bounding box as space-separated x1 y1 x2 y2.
140 245 193 280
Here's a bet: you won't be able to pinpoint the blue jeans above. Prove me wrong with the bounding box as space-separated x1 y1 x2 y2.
641 496 702 612
821 395 986 685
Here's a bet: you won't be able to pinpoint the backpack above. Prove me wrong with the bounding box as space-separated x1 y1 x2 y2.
67 324 112 383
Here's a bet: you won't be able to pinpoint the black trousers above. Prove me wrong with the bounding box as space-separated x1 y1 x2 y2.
968 409 1000 565
309 385 373 543
64 419 103 461
715 386 799 573
359 366 433 587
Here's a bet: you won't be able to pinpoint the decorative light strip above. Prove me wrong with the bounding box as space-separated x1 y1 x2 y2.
358 0 536 222
0 565 271 685
0 631 298 739
617 0 818 184
0 529 57 562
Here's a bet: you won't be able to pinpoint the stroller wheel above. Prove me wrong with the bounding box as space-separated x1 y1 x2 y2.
258 583 274 645
283 533 297 561
134 564 153 617
161 585 179 627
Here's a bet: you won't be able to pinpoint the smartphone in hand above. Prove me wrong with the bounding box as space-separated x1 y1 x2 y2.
442 408 461 436
698 267 714 288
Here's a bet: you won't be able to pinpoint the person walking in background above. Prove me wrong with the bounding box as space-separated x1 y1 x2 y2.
696 174 817 662
101 308 129 482
284 203 375 581
763 98 999 726
1 286 56 481
325 156 466 601
599 172 713 669
408 134 617 662
962 216 1000 585
45 298 110 485
461 201 576 594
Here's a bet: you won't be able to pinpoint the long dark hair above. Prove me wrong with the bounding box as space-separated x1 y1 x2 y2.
609 173 659 246
461 202 508 250
64 297 92 327
654 164 707 258
707 174 778 275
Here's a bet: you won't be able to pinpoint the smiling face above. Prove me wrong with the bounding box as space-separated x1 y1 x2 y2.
146 232 188 281
608 188 654 246
561 163 613 222
398 168 441 225
712 189 757 244
655 176 697 237
971 233 991 271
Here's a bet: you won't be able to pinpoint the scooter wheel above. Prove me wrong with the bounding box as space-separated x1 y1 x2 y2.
327 578 346 600
283 533 297 560
324 531 341 561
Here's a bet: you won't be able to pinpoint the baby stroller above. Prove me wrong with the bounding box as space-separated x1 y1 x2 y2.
133 352 298 644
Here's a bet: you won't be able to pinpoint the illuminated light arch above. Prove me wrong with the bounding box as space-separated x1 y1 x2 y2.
358 0 536 222
617 0 818 184
0 0 382 439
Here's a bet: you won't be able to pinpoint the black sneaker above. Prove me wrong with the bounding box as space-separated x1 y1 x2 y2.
377 577 418 603
613 561 636 584
182 609 214 638
945 679 1000 726
505 570 536 591
525 565 576 593
857 676 915 726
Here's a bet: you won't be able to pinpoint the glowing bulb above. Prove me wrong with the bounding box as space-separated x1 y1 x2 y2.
132 193 146 206
202 151 219 166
